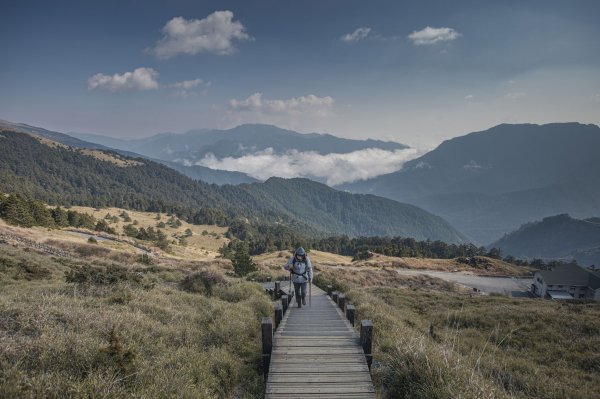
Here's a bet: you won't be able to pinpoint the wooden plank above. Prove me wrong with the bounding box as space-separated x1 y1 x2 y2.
266 383 375 394
268 373 373 383
267 395 375 399
272 347 364 355
266 285 375 398
268 366 369 373
271 354 365 363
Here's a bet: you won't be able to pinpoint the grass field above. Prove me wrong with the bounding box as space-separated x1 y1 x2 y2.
0 205 229 261
0 243 272 398
2 214 597 399
315 270 600 399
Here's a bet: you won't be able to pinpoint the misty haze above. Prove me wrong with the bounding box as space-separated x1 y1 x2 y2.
1 1 599 399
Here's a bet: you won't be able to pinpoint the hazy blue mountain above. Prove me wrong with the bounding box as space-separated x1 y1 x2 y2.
338 123 600 244
491 214 600 267
71 124 408 163
0 119 256 186
1 120 112 150
0 127 465 243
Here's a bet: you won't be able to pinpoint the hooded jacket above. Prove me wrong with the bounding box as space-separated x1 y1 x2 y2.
283 248 313 284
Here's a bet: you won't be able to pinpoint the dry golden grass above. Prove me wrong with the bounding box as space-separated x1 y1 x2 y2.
313 264 600 399
0 243 272 398
252 250 352 268
354 253 533 276
0 205 231 261
77 149 143 167
315 267 469 294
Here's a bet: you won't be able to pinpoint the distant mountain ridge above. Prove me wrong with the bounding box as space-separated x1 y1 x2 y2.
0 127 466 243
491 214 600 267
0 119 256 185
71 124 408 164
339 123 600 244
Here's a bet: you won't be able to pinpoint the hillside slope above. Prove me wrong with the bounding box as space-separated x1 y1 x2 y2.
0 128 466 242
491 214 600 266
339 123 600 244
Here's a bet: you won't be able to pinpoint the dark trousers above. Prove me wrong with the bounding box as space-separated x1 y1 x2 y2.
293 282 307 304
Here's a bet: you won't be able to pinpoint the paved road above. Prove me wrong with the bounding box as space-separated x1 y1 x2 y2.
322 265 533 296
394 269 533 296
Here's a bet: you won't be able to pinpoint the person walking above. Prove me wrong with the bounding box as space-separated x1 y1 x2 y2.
283 247 313 308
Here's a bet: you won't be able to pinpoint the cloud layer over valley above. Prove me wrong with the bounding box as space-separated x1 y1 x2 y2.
195 147 419 186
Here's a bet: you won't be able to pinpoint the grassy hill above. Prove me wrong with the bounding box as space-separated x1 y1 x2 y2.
0 128 466 243
0 240 272 398
1 212 597 398
314 269 600 399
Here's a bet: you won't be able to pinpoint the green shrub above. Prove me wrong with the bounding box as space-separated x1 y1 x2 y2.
65 263 143 286
180 269 226 296
0 254 52 281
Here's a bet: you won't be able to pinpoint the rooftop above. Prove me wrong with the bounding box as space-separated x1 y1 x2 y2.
539 265 600 289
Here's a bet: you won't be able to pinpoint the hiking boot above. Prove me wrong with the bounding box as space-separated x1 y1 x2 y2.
297 301 302 308
302 297 306 305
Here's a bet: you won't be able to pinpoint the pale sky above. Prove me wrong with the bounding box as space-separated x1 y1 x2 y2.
1 0 599 149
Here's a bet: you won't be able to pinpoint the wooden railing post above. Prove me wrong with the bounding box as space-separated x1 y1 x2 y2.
327 285 333 297
274 281 281 299
261 317 273 380
332 291 339 304
360 320 373 370
281 295 288 314
274 304 283 329
338 294 346 311
346 304 355 327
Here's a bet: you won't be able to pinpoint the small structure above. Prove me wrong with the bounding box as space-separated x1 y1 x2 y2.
531 265 600 301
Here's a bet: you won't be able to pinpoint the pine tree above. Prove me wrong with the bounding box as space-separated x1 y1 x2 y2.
232 241 257 276
27 199 55 228
52 206 69 227
0 194 34 227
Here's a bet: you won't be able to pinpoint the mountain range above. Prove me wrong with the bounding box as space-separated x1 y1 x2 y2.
0 126 466 243
71 124 408 164
491 214 600 267
0 120 258 185
338 123 600 244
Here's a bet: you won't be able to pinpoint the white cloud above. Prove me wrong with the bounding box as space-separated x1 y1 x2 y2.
166 78 210 97
408 26 460 45
148 11 252 59
87 67 159 92
465 94 474 100
196 147 419 186
87 69 207 97
341 27 371 43
229 92 334 116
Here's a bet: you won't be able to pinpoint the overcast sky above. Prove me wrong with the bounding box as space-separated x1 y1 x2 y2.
1 0 599 149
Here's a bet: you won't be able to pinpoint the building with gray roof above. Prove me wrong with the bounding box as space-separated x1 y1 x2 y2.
531 265 600 301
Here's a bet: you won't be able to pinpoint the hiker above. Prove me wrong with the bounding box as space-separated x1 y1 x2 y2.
283 247 313 308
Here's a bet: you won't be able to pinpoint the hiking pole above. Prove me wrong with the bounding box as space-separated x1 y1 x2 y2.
309 279 312 307
288 272 292 298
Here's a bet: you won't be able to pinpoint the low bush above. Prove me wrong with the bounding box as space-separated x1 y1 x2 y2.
65 263 143 287
180 269 226 296
0 247 273 398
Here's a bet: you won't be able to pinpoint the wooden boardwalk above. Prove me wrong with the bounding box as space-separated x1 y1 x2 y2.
265 284 375 399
